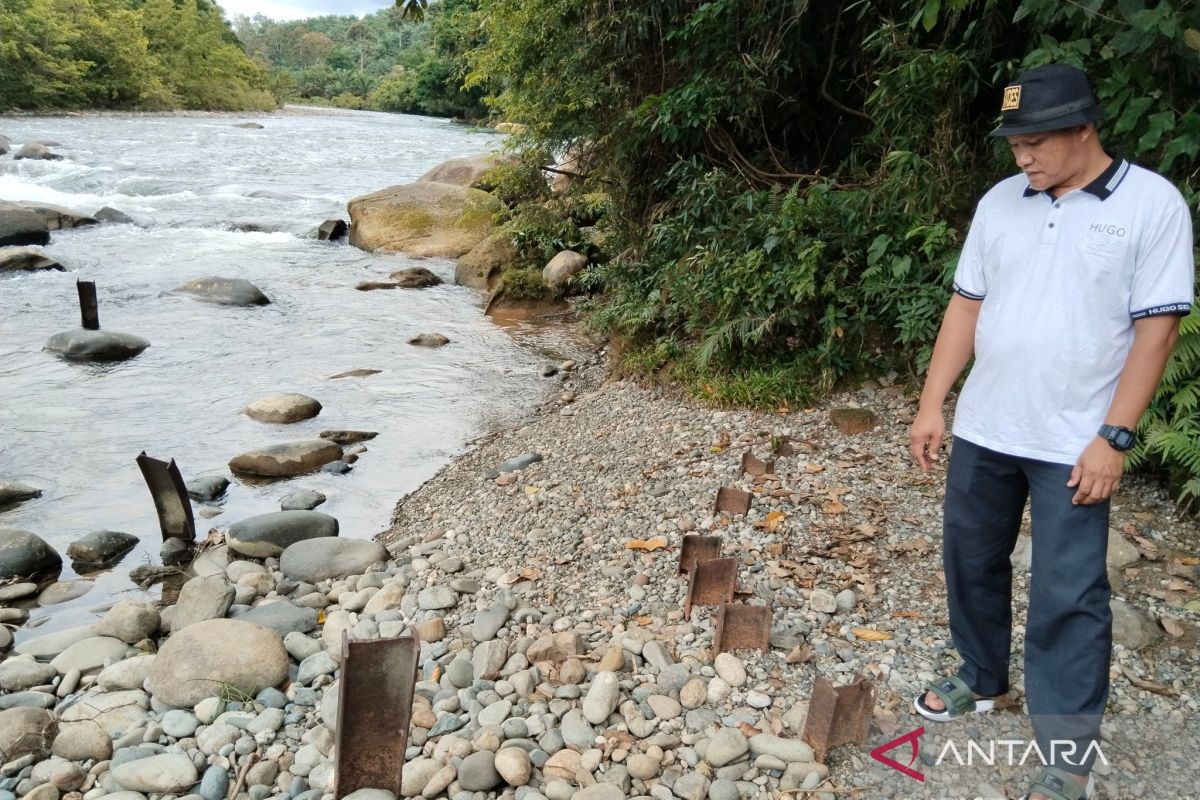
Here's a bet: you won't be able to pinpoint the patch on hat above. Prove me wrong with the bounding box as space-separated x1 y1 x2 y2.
1002 85 1022 111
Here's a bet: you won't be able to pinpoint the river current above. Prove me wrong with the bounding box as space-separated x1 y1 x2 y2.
0 108 567 637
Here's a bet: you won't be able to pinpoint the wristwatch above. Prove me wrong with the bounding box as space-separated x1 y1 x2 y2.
1098 424 1136 451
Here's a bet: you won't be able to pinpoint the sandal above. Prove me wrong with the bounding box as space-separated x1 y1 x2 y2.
912 675 996 722
1020 766 1096 800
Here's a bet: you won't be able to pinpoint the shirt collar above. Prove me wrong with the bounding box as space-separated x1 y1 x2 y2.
1022 155 1130 201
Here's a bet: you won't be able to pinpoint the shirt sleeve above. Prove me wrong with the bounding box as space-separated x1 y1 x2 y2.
1130 196 1195 320
952 204 987 301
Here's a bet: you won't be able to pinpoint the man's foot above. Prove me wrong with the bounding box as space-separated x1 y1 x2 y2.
912 675 997 722
1022 768 1094 800
920 688 991 711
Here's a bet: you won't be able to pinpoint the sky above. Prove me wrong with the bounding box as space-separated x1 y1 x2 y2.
217 0 395 21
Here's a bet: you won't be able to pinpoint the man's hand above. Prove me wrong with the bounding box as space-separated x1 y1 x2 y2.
909 408 946 472
1067 437 1125 505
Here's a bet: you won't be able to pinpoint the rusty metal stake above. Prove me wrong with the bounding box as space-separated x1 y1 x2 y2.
78 280 99 330
714 486 751 515
334 632 420 799
683 557 738 616
678 535 722 575
136 452 196 544
713 604 772 653
802 674 875 763
740 452 775 477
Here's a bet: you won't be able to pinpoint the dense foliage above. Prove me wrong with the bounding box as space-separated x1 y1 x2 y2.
232 0 486 119
0 0 274 110
467 0 1200 507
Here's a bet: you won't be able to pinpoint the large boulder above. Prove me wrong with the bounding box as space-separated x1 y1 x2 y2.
389 266 443 288
44 329 149 361
228 440 342 478
16 202 97 231
0 528 62 579
226 510 339 558
347 181 501 258
50 636 131 675
0 480 42 509
66 530 139 570
0 707 55 760
58 689 149 737
13 142 62 161
147 619 288 708
417 153 512 187
93 601 161 644
94 206 136 225
0 203 51 247
456 233 516 291
176 277 270 307
279 537 388 583
0 247 65 273
243 393 321 424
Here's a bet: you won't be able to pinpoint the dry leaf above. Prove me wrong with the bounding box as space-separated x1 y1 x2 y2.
1160 616 1184 638
891 611 923 619
823 500 847 515
766 511 786 531
634 615 654 626
873 709 900 736
1121 666 1178 697
804 463 825 474
1178 556 1200 566
851 627 893 641
626 537 668 551
1165 578 1196 594
736 721 762 738
1131 534 1163 561
524 485 540 495
785 644 812 664
1167 559 1200 578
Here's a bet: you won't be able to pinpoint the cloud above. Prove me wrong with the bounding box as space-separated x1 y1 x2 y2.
218 0 395 21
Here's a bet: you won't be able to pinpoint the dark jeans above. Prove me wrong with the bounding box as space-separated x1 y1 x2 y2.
943 436 1112 775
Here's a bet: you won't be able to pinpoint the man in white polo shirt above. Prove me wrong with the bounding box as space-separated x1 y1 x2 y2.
908 63 1194 800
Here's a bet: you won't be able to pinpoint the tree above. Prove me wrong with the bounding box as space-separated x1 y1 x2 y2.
297 31 333 67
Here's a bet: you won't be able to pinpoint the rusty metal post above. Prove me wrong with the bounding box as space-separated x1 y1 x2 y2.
678 535 722 575
714 486 751 515
136 452 196 544
78 281 100 330
740 452 775 477
334 632 420 798
713 604 772 653
683 557 738 616
802 674 875 762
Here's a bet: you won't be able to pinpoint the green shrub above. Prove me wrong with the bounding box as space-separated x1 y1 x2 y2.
499 205 583 270
480 160 551 206
496 267 549 301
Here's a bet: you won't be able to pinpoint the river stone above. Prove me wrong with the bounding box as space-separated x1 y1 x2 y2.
186 476 230 502
483 452 543 480
473 640 507 681
95 206 136 225
400 758 440 797
233 600 318 636
316 219 347 241
714 653 746 687
455 232 516 290
417 153 511 187
342 791 394 800
542 249 587 289
0 248 63 272
0 528 62 579
15 625 95 659
96 655 155 691
45 329 150 361
809 588 837 614
408 333 449 348
111 753 198 793
177 277 270 307
582 671 620 724
1110 598 1159 651
472 605 509 642
0 659 56 692
320 679 339 730
34 579 92 606
1107 528 1140 570
95 602 161 643
227 511 339 558
0 203 50 246
572 786 624 800
228 440 342 477
14 143 61 160
389 266 443 288
244 393 321 424
417 586 456 610
281 490 325 511
748 734 814 763
347 180 502 258
457 750 501 792
0 481 40 510
50 636 130 675
0 690 54 710
66 530 139 569
198 764 229 800
147 618 288 708
171 575 235 632
16 202 97 230
0 582 37 602
560 709 595 749
161 709 200 739
707 727 750 767
0 707 55 760
493 747 531 786
59 689 149 736
52 721 112 761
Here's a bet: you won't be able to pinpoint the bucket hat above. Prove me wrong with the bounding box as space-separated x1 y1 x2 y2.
989 63 1105 137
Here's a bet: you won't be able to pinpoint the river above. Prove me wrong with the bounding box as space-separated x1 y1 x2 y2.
0 107 574 638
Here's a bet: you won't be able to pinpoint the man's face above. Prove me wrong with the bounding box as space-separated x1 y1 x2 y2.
1006 127 1088 191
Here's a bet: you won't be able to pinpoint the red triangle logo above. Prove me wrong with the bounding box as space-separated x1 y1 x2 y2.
870 726 925 782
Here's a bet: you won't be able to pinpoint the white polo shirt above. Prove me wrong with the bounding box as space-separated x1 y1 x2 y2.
951 156 1195 464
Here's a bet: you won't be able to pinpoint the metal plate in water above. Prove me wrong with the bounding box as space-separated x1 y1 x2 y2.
77 280 99 330
714 486 752 515
740 452 775 477
683 557 738 617
802 674 875 763
136 452 195 544
713 603 771 653
333 633 420 798
678 535 722 575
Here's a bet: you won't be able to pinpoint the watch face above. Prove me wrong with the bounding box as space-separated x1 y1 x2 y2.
1115 429 1135 449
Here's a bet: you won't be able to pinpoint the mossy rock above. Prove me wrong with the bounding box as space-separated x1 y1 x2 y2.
456 233 518 291
347 181 502 258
